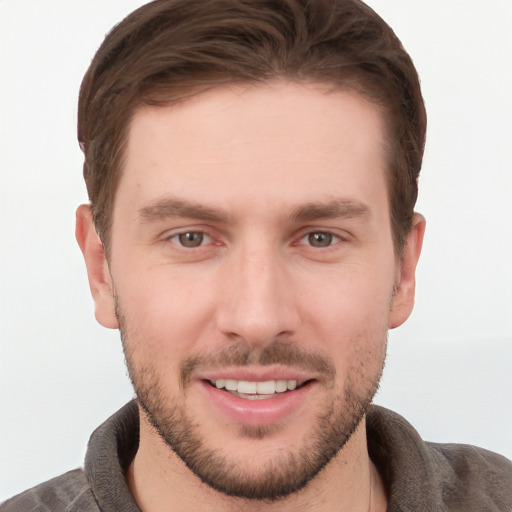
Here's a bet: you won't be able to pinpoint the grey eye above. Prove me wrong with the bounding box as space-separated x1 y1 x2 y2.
308 232 333 247
176 232 205 248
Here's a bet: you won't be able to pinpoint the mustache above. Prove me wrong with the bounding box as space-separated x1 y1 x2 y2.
179 340 336 389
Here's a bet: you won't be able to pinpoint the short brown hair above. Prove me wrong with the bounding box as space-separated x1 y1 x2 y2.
78 0 426 255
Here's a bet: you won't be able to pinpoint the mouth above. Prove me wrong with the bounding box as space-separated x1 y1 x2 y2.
206 378 312 400
199 374 317 426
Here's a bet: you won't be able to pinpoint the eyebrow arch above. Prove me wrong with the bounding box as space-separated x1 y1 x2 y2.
290 199 371 222
139 198 231 223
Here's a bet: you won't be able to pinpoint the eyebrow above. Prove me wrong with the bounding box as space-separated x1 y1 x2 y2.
139 198 231 223
138 197 370 224
290 199 371 222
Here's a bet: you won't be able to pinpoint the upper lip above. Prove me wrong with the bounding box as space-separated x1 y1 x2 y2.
197 366 319 384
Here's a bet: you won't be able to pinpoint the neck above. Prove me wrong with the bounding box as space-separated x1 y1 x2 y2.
127 410 388 512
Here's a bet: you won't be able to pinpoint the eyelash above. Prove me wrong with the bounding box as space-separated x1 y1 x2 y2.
297 231 342 248
168 231 213 248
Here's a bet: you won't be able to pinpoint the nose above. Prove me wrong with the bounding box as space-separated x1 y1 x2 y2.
215 243 300 347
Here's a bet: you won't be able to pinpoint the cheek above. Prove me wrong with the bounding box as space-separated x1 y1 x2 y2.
113 261 220 360
114 252 207 312
297 265 392 373
300 265 395 331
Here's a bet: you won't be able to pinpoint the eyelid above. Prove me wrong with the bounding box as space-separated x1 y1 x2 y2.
299 231 340 247
294 227 350 245
171 231 211 247
163 227 215 248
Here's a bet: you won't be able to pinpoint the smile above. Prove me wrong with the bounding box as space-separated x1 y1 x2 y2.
209 379 302 399
200 376 315 425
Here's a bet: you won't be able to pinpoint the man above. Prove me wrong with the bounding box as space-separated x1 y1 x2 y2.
2 0 511 510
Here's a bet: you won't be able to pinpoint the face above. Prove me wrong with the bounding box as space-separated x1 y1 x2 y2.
78 81 423 500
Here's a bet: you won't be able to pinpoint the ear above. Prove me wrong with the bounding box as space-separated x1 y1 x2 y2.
388 213 426 329
75 204 119 329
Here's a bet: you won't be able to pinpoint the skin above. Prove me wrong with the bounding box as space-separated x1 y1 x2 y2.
77 81 425 511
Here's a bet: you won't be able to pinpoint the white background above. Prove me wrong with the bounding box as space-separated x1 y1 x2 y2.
1 0 511 502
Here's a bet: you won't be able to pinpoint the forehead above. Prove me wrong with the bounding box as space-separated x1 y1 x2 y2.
118 81 388 216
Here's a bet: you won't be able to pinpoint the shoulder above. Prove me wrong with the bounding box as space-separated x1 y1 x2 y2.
426 442 512 510
367 405 512 511
0 468 100 512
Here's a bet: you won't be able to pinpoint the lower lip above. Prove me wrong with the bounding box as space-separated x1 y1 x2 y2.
200 381 314 426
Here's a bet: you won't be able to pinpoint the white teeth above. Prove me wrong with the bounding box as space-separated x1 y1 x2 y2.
287 380 297 390
212 379 300 395
256 381 276 394
237 381 257 394
225 379 238 391
275 380 287 393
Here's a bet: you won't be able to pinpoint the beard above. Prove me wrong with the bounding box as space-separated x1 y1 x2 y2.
117 302 386 502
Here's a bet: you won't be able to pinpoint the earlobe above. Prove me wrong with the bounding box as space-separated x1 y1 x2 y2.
388 213 426 329
75 204 119 329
